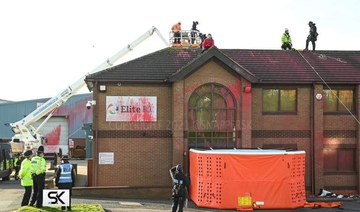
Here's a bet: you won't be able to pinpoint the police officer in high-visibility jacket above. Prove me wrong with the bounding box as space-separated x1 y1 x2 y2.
55 155 76 211
19 150 33 206
29 146 46 208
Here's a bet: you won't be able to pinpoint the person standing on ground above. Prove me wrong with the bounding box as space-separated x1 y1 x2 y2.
14 153 23 180
19 150 33 206
201 33 215 53
305 21 318 51
29 145 46 208
55 155 76 211
172 22 182 44
170 164 190 212
281 28 293 50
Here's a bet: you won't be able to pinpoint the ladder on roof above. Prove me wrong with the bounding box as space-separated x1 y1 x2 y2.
169 30 203 48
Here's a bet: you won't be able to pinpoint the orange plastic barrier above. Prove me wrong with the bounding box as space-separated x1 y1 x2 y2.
189 149 306 210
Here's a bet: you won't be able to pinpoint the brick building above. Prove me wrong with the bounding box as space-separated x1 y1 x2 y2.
85 47 360 196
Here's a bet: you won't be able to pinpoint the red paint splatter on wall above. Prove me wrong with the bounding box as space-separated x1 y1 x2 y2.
55 98 92 124
127 97 156 122
45 125 61 145
139 97 156 122
226 79 242 101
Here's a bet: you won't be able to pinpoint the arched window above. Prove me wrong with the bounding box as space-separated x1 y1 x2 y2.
188 83 236 149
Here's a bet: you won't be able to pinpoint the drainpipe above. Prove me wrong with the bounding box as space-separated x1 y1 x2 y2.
310 83 315 195
93 81 98 187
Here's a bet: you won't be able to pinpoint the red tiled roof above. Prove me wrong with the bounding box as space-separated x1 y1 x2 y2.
223 49 360 83
86 48 360 84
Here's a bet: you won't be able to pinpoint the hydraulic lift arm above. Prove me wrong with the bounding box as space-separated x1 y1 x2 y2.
9 26 168 152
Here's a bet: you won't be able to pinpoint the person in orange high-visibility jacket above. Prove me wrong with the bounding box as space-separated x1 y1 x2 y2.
172 22 181 44
55 155 76 211
19 150 33 206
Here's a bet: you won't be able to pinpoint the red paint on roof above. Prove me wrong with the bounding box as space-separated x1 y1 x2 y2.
86 48 360 84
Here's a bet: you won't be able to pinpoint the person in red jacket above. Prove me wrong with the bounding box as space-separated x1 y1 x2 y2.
201 33 214 52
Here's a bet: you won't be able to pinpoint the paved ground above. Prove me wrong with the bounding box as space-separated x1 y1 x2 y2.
1 159 360 212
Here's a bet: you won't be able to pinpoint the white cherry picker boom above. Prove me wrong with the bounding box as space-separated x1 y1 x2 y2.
9 26 168 154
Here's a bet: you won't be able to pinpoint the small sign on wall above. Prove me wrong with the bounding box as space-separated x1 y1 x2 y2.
99 152 114 165
68 139 74 148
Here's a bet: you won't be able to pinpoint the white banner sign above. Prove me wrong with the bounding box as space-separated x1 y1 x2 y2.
43 189 70 207
106 96 157 122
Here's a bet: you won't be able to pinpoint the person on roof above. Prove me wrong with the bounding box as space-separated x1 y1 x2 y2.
305 21 318 51
191 21 199 44
172 22 182 44
201 33 215 53
281 28 293 50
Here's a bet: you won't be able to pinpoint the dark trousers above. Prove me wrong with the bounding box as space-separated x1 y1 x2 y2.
58 183 72 210
30 174 45 207
306 36 316 51
190 31 198 44
14 166 20 180
21 186 32 206
172 196 185 212
281 43 292 50
173 32 181 44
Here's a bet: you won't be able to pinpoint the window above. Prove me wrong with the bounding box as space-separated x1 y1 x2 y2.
188 83 236 149
262 88 296 113
324 148 355 173
324 88 354 113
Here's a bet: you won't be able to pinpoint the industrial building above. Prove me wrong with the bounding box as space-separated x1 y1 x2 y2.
0 93 92 157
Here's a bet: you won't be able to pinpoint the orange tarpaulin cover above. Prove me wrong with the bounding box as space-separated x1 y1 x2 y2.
189 149 306 210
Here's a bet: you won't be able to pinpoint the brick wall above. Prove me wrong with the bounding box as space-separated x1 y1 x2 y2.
92 83 173 187
172 81 185 166
251 86 313 192
96 138 171 186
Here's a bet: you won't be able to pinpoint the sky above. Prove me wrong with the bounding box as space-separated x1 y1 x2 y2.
0 0 359 101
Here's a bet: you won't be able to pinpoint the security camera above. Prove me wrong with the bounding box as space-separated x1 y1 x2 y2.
86 100 96 110
86 102 92 109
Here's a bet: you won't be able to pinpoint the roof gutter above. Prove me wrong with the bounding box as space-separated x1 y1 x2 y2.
85 79 168 83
